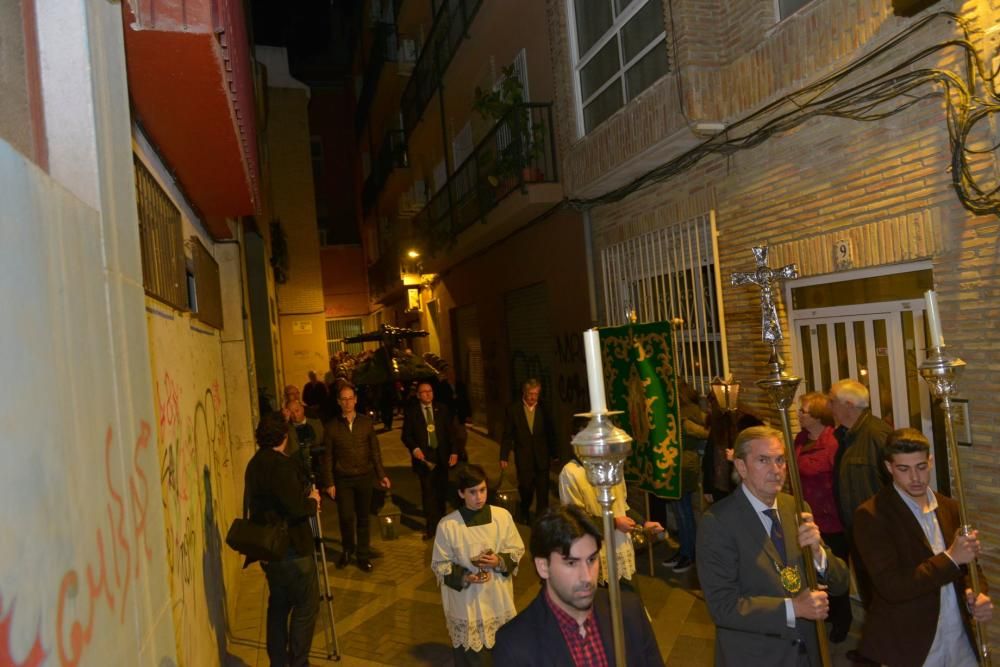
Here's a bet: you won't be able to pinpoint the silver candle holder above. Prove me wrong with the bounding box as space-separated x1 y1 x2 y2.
919 291 990 665
573 328 632 667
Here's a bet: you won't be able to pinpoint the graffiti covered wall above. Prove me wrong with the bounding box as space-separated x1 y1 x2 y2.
146 302 245 667
0 142 177 664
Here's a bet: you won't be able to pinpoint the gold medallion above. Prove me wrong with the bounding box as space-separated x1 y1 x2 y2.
426 424 436 433
778 565 801 594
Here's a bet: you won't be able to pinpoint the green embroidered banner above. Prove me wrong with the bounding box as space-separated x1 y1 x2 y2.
599 322 681 499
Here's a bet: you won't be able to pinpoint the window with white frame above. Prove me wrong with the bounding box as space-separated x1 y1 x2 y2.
570 0 669 134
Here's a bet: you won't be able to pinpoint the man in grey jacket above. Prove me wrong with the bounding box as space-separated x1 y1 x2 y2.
697 426 849 666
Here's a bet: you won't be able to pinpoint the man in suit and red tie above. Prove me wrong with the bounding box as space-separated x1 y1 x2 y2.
402 381 459 539
500 378 557 523
853 428 992 667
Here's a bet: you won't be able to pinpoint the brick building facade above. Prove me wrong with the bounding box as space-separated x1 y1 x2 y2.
546 0 999 639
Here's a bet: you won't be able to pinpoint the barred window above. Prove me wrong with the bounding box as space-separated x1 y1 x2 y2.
600 212 728 395
569 0 669 134
134 156 187 311
326 318 366 357
189 236 223 329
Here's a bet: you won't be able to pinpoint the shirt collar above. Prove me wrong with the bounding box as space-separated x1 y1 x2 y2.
544 585 593 630
523 401 536 411
894 484 937 515
741 482 778 514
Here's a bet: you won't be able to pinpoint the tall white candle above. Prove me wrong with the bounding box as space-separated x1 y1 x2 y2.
924 290 945 349
583 328 608 414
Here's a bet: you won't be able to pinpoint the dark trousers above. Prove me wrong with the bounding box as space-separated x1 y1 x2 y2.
825 530 853 638
518 465 550 520
670 492 696 559
418 465 448 537
335 473 374 558
262 555 319 667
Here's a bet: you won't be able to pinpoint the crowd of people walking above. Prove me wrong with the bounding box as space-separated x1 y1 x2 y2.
242 362 992 667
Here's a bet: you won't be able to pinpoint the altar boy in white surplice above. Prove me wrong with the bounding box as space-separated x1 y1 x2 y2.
432 463 525 666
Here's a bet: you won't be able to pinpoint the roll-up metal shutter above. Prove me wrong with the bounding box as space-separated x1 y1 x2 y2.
453 304 488 425
504 282 553 402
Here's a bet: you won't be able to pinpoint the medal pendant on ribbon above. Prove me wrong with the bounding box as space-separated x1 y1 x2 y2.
779 565 801 594
426 424 436 433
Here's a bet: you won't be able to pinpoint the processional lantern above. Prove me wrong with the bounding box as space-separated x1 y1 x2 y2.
709 375 741 411
378 497 402 541
494 470 521 520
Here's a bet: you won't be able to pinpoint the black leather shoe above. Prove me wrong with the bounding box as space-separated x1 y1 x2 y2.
356 558 374 573
336 551 351 569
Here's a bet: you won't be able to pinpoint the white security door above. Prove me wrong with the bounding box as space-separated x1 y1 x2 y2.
786 263 936 440
791 305 931 435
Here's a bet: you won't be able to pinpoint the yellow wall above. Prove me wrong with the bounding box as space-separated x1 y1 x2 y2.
264 82 329 389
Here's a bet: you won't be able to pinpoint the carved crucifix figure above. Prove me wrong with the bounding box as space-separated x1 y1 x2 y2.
731 245 798 343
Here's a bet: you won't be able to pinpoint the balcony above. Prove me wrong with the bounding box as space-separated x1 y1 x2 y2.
123 0 259 238
400 0 483 138
356 21 402 136
363 130 409 213
368 240 404 304
413 103 560 266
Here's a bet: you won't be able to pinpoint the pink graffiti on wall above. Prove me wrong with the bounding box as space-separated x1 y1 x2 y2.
0 596 45 667
0 421 155 667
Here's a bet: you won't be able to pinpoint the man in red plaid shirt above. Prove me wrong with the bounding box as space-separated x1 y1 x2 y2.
493 504 664 666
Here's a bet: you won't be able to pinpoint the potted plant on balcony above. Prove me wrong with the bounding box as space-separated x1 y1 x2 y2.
472 65 546 189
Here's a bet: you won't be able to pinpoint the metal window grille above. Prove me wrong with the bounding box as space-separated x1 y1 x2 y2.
189 236 224 329
326 318 365 357
600 212 728 395
134 155 187 311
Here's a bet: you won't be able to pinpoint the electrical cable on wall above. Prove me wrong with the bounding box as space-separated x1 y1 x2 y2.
568 11 1000 217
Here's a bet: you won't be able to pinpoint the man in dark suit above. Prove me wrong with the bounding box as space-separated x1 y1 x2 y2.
853 428 992 667
493 504 663 666
500 378 557 522
697 425 849 666
402 380 458 539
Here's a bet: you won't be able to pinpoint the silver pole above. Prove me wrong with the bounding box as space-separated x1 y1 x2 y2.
575 329 632 666
920 346 991 666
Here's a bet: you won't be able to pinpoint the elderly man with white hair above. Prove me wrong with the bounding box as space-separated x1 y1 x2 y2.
828 379 892 531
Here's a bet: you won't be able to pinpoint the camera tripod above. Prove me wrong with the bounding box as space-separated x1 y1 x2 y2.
299 439 341 661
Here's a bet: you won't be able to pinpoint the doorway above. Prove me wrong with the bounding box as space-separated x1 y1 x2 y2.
786 263 935 439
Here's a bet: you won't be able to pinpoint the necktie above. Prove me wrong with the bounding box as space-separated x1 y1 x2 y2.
763 509 786 564
424 406 438 449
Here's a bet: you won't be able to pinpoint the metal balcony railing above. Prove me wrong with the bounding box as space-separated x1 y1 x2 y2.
363 130 409 213
400 0 483 139
413 103 558 254
355 21 400 136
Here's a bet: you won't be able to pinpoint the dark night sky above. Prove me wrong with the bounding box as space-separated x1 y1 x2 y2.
250 0 361 84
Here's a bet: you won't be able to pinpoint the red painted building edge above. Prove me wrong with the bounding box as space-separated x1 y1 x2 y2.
122 0 259 238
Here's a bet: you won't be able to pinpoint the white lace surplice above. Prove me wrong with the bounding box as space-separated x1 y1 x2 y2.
431 506 525 650
558 460 636 583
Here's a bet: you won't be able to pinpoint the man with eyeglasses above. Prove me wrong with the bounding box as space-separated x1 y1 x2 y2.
319 383 391 572
698 426 849 665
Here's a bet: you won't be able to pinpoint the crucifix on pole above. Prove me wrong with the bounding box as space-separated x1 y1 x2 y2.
731 245 833 667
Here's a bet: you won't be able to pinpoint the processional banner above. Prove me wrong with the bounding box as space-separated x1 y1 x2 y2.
599 321 681 499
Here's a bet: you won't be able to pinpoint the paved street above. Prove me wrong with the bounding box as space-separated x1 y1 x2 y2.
227 422 864 666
